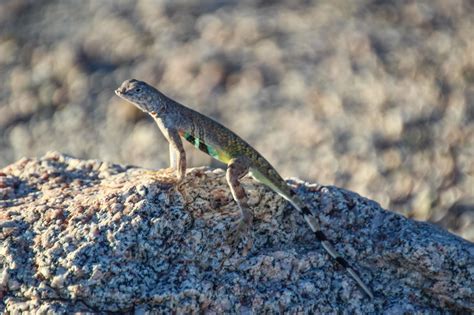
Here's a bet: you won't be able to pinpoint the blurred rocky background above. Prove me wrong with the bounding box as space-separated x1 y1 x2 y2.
0 0 473 240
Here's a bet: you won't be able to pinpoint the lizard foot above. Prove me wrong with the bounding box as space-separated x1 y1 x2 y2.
141 169 187 197
141 168 175 184
226 215 252 247
218 214 254 270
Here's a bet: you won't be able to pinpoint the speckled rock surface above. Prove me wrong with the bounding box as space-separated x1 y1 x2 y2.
0 152 473 313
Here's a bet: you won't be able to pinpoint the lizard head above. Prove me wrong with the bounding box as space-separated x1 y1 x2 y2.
115 79 156 113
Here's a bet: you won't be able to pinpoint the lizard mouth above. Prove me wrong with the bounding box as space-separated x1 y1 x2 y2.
115 85 129 96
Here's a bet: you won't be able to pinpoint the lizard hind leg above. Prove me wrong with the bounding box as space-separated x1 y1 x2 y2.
224 157 254 250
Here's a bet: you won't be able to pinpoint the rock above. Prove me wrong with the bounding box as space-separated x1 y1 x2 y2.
0 152 472 313
1 1 474 234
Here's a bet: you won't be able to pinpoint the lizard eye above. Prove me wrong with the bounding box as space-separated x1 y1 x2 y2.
135 88 141 92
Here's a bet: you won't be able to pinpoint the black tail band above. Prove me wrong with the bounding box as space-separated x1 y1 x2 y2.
315 230 327 241
335 256 350 268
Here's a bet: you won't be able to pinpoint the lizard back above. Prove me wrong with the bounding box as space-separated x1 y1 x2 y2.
176 104 293 195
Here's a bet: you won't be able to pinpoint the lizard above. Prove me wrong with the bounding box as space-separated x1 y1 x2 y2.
114 78 374 299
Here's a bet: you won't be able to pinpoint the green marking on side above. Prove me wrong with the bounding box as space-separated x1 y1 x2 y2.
182 131 221 160
206 145 219 159
183 132 194 143
193 137 200 149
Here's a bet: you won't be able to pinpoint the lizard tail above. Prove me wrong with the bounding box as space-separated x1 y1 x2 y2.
249 168 373 298
299 204 374 299
286 197 374 299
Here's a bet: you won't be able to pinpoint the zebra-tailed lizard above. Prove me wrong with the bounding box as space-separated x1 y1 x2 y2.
115 79 374 299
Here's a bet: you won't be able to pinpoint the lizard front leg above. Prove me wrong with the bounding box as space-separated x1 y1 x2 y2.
169 143 177 170
154 128 186 188
225 157 253 247
156 140 179 178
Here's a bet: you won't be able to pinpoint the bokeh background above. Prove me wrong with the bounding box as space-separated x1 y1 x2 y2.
0 0 473 241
